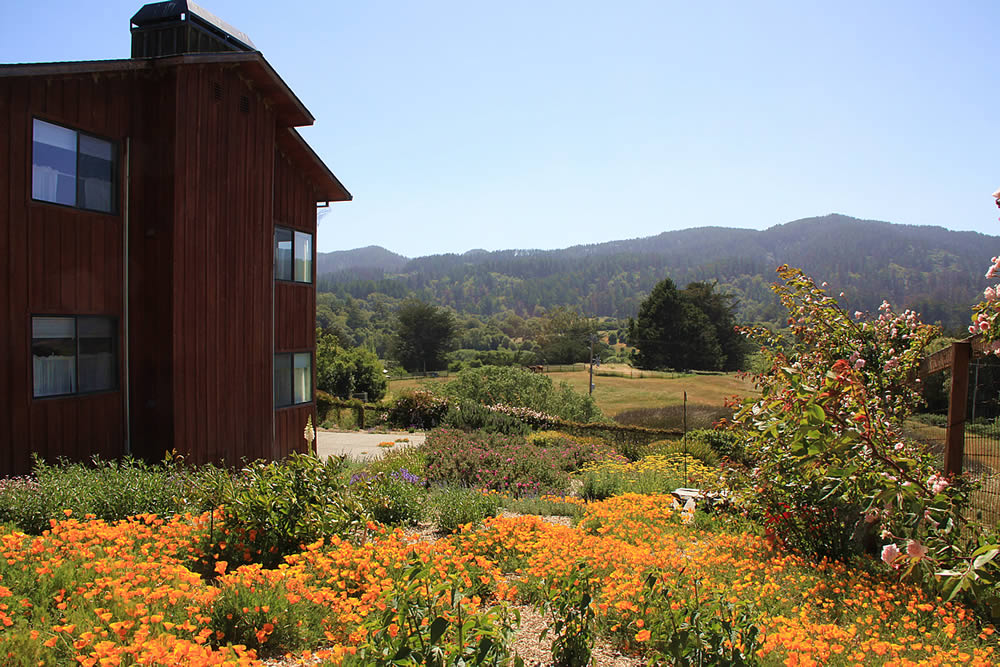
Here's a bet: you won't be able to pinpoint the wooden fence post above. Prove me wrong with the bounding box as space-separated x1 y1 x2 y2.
944 340 972 476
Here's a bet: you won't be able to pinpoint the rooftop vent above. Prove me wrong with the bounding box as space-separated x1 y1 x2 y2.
130 1 256 58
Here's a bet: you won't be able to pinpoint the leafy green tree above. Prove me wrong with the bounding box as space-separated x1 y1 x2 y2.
391 299 457 372
315 331 388 400
536 307 598 364
632 278 724 370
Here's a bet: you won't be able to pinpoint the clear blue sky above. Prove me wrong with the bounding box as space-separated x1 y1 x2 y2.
4 1 998 257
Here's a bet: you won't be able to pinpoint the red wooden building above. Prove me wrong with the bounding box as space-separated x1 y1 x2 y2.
0 1 351 475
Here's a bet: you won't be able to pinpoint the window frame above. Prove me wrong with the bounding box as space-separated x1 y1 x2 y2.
274 351 313 408
31 117 119 215
31 314 120 399
273 226 313 284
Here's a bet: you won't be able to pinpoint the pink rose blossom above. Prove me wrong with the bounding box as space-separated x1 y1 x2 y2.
907 540 928 560
881 543 902 566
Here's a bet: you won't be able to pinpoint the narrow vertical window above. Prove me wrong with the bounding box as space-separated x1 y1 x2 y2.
32 120 77 207
294 231 312 283
274 227 293 281
274 353 292 407
293 352 312 404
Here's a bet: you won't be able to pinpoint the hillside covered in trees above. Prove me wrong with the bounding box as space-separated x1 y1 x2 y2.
318 214 993 333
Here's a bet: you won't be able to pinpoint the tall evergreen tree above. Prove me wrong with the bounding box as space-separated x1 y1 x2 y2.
632 278 725 371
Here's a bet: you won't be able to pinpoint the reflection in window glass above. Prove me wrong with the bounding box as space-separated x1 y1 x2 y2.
32 317 77 397
78 317 117 393
274 227 313 283
31 316 119 398
32 119 77 207
294 231 312 283
32 118 115 212
293 352 312 404
274 228 293 281
274 353 292 407
78 134 114 213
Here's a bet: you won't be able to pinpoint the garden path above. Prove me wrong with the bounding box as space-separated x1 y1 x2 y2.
315 429 425 461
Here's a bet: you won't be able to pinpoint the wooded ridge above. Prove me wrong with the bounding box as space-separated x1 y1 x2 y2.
318 214 995 331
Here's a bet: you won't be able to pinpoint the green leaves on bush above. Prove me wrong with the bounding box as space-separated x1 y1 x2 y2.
440 366 602 423
350 469 426 526
201 452 367 570
430 487 504 534
0 456 184 534
385 389 451 429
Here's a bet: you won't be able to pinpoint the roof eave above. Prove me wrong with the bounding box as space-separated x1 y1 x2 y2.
277 128 352 203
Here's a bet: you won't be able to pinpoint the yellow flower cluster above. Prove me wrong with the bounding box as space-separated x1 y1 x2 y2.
579 453 723 488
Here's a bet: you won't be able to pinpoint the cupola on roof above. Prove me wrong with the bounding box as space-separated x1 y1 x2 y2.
130 0 256 58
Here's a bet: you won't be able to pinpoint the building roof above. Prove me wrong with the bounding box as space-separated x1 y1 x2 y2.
0 51 350 200
0 52 312 127
277 128 352 203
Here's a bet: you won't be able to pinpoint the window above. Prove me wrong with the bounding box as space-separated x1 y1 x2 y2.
32 316 118 398
274 352 312 407
274 227 312 283
32 118 117 213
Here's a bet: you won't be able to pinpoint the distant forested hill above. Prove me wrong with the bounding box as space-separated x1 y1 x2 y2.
317 214 995 332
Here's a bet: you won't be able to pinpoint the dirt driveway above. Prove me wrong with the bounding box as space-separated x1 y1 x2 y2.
315 430 425 461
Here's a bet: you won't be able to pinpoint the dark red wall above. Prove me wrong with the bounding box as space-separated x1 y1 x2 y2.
0 62 325 474
168 65 277 465
0 73 134 474
273 141 319 457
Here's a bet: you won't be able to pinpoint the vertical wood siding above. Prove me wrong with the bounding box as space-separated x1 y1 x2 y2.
0 74 131 474
0 62 327 474
170 65 275 466
273 148 319 458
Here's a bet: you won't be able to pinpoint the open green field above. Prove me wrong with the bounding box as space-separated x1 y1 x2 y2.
389 366 755 417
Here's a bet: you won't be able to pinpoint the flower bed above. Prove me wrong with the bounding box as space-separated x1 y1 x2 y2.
0 495 995 665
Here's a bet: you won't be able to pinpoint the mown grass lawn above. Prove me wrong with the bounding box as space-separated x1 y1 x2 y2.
389 368 755 417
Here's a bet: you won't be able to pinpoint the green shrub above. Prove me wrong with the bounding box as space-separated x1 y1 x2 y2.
385 390 451 429
0 456 184 534
439 366 601 423
202 452 367 570
350 469 426 526
648 438 720 466
431 487 503 534
687 428 747 464
442 400 533 435
364 447 428 479
315 390 336 425
579 470 622 501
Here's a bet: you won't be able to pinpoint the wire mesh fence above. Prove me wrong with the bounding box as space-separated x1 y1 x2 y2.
963 356 1000 525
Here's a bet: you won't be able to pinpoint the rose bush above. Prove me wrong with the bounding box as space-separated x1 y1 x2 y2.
727 265 1000 615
